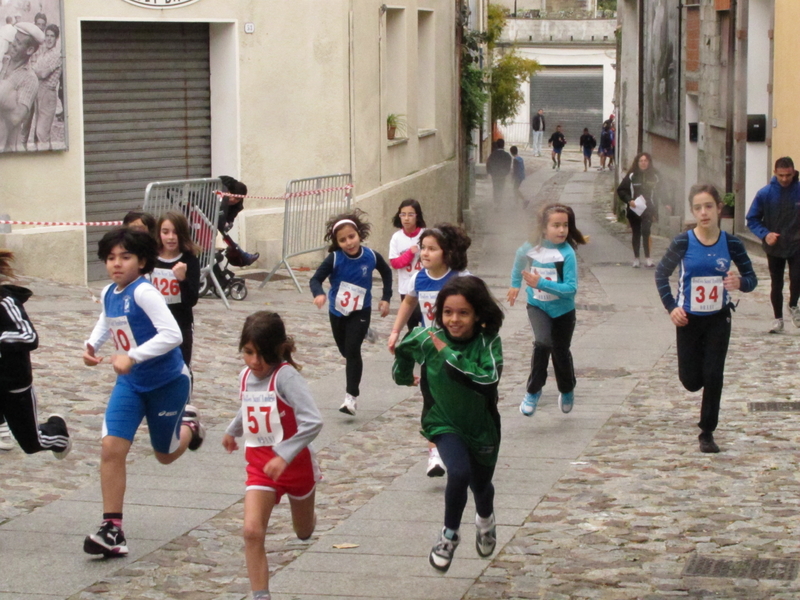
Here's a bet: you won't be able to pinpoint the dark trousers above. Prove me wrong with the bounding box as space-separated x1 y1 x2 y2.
676 308 731 434
491 175 507 203
433 433 496 531
0 385 69 454
400 293 423 332
627 210 652 259
526 305 576 394
766 254 800 319
329 308 371 397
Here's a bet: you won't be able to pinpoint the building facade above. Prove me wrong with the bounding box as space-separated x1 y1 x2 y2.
0 0 460 284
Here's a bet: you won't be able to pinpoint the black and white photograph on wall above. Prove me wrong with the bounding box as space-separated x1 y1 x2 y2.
0 0 66 153
643 0 679 140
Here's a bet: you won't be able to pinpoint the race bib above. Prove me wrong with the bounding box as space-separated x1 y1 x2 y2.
418 290 439 327
335 281 367 316
405 254 422 273
532 266 558 302
690 276 723 312
106 316 138 356
242 390 284 447
151 268 182 305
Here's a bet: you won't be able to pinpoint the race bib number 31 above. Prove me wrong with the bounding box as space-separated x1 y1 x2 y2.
335 281 367 316
243 391 284 447
690 276 723 312
106 316 138 356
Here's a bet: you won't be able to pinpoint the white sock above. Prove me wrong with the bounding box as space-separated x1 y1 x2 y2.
429 447 439 458
476 513 495 532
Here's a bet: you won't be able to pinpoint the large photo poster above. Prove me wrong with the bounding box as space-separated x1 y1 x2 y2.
0 0 66 153
643 0 679 140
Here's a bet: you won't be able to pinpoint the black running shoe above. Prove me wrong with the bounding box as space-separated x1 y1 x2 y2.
84 521 128 557
699 432 720 454
47 414 72 460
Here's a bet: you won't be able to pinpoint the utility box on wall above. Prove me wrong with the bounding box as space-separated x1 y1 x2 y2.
747 114 767 142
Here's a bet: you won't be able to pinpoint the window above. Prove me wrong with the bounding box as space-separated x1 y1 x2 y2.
385 8 407 136
417 10 435 132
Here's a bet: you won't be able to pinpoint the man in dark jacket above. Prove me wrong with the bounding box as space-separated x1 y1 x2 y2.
218 175 259 266
486 139 513 203
746 156 800 333
531 109 545 156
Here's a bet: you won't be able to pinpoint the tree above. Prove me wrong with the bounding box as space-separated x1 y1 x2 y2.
490 51 542 125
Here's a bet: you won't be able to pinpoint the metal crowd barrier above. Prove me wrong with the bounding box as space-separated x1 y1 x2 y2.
259 173 353 293
142 177 230 308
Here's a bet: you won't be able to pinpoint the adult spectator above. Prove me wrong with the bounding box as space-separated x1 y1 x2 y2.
617 152 663 268
531 108 545 157
486 139 513 203
34 24 61 150
0 16 18 59
598 122 613 171
217 175 260 266
746 157 800 334
0 22 43 152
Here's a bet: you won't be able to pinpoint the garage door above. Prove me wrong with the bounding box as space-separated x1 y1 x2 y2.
82 21 211 281
529 66 604 147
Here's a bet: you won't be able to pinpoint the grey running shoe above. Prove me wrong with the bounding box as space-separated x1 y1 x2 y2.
0 422 13 451
429 528 460 572
790 306 800 328
475 513 497 557
769 319 784 334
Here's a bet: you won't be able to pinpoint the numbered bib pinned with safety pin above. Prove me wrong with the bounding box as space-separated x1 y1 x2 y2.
243 390 284 447
335 281 367 316
690 276 724 312
106 316 138 356
531 266 558 302
151 268 182 305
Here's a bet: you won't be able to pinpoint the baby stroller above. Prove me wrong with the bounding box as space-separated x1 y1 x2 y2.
199 243 248 301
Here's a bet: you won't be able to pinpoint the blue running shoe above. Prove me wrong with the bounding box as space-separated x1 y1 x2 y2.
519 391 541 417
558 391 574 413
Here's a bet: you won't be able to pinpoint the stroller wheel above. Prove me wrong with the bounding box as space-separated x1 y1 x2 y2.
198 276 212 297
228 279 248 301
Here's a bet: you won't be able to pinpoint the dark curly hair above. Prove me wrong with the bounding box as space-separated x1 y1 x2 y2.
324 208 371 253
419 223 471 271
97 228 158 275
239 311 300 370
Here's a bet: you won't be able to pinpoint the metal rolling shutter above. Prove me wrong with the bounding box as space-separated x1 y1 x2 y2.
82 22 211 281
529 67 604 147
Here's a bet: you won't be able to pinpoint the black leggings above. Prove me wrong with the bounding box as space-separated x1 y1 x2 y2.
526 305 576 395
676 308 731 434
433 433 496 531
329 308 371 397
0 385 69 454
766 254 800 319
627 210 653 259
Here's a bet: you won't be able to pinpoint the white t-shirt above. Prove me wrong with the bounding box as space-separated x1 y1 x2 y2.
388 228 423 295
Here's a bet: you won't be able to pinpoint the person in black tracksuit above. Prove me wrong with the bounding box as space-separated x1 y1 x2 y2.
617 152 664 268
0 250 71 458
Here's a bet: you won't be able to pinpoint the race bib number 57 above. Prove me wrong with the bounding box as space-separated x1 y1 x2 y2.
243 391 284 447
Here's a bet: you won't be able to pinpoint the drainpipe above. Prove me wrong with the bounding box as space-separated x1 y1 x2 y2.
637 0 644 154
724 0 737 197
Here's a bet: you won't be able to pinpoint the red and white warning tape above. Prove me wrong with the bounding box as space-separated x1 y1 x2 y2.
215 183 353 201
0 220 123 226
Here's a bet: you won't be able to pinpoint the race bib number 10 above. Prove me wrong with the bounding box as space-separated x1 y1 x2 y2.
690 276 723 312
243 391 284 447
106 316 138 356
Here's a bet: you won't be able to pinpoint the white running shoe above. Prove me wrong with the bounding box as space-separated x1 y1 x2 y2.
645 258 655 268
790 306 800 328
769 319 784 334
0 422 13 451
632 259 640 268
426 449 445 477
429 528 460 572
339 394 357 416
475 513 497 557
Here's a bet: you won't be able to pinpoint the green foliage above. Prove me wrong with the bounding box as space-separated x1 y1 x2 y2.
486 4 508 50
723 193 735 208
598 0 617 11
490 51 542 124
459 3 489 136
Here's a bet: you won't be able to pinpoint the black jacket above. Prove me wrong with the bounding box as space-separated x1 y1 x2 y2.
532 114 545 132
617 169 662 221
486 149 512 178
0 284 37 388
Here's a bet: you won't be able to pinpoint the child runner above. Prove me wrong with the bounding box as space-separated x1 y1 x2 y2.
508 203 587 417
597 123 613 171
154 210 201 366
579 128 596 172
310 209 392 416
82 228 205 557
388 199 426 333
655 184 757 453
0 249 72 457
387 224 472 478
222 311 323 600
393 275 504 572
122 210 157 238
510 145 527 207
548 125 567 171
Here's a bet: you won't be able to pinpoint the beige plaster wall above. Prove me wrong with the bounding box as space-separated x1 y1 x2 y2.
772 0 800 163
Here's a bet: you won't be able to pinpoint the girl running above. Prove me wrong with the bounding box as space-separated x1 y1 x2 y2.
655 184 757 453
0 249 72 458
82 228 204 557
617 152 664 268
310 209 392 416
508 203 587 417
222 311 323 600
388 199 426 333
393 275 504 572
387 223 471 477
154 210 201 365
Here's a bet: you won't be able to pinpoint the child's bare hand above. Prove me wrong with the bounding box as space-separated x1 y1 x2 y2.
723 272 741 291
670 307 689 327
172 262 187 281
83 345 103 367
522 270 541 288
222 434 238 453
379 300 390 318
313 295 326 309
111 354 135 375
387 331 399 355
506 287 519 306
428 330 447 352
413 375 420 386
263 455 288 480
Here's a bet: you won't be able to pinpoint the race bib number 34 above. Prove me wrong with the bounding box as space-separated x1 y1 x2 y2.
106 316 138 356
243 391 284 447
335 281 367 316
690 276 723 312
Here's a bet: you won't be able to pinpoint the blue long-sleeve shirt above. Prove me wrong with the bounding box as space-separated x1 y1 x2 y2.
510 241 577 318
